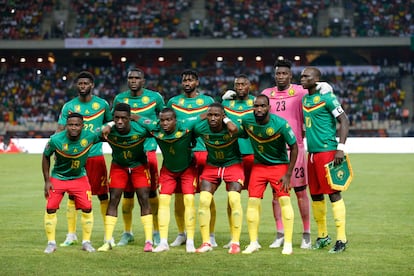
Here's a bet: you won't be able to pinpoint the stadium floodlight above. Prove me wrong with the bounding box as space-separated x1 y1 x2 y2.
0 58 5 63
158 57 165 62
178 57 183 62
36 70 41 75
277 56 284 60
120 57 127 62
255 56 262 61
37 58 43 63
217 56 223 62
20 58 26 63
294 55 300 61
237 56 244 62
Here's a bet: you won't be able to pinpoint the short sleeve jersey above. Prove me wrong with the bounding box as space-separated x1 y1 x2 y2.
194 120 243 167
302 92 342 153
242 113 297 165
222 95 255 155
58 96 111 157
262 84 307 145
167 93 215 152
112 89 165 152
138 117 200 172
105 121 150 168
43 130 101 180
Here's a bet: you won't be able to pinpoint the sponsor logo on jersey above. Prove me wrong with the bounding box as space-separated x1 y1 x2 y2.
80 139 88 147
142 96 150 104
92 102 100 110
266 127 275 136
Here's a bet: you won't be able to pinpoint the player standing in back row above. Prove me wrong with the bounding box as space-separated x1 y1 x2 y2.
57 71 111 247
301 67 350 253
112 68 164 246
167 69 218 247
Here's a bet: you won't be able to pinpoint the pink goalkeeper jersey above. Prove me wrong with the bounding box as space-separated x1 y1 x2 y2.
261 84 307 145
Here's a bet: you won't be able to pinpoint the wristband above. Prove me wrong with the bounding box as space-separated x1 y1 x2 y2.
107 122 115 127
337 143 345 151
223 117 232 124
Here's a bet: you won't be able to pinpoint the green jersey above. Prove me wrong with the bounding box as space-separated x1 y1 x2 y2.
302 92 342 153
242 113 297 165
167 93 215 151
112 89 165 151
58 96 111 157
138 117 200 172
43 130 101 180
222 95 255 155
194 120 243 167
105 121 150 168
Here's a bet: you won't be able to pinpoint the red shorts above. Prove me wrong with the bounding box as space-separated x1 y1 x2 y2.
159 165 197 195
85 155 109 195
176 151 207 194
289 145 308 188
242 154 254 190
47 176 92 210
200 163 244 189
109 163 151 190
147 150 159 191
248 163 290 198
307 151 337 195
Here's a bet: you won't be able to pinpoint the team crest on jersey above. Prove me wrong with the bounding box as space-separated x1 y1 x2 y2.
196 99 204 105
230 101 235 108
157 133 164 139
266 127 275 136
143 119 151 125
92 102 100 110
63 143 68 151
204 134 209 140
248 125 254 132
75 105 81 112
247 99 253 106
80 139 88 147
313 96 321 104
142 96 150 104
124 98 129 104
175 131 182 138
288 89 295 96
132 135 138 140
179 99 185 106
223 134 230 140
270 91 275 97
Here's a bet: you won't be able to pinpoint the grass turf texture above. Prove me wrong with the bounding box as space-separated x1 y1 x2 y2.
1 153 413 275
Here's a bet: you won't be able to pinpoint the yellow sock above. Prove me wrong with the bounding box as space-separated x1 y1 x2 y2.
210 197 216 234
44 212 57 242
228 191 242 243
149 196 159 232
158 194 171 240
100 199 109 225
183 194 196 241
121 197 134 233
81 211 94 242
104 215 117 242
332 198 347 242
66 199 77 234
312 200 328 238
198 191 213 243
246 197 261 243
174 193 185 234
141 214 153 242
279 196 294 244
227 196 232 233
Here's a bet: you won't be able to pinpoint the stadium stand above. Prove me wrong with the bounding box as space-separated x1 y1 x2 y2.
0 0 413 138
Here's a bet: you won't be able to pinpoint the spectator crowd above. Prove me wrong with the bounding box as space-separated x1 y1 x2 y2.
1 0 413 39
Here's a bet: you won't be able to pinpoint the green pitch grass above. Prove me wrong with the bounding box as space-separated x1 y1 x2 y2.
0 154 413 275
